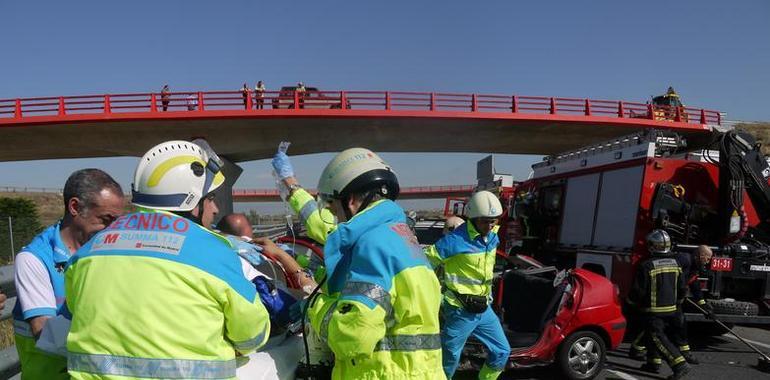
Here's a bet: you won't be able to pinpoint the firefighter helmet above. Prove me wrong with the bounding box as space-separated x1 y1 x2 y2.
646 229 672 255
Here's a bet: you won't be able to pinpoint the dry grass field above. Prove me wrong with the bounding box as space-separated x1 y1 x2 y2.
737 122 770 155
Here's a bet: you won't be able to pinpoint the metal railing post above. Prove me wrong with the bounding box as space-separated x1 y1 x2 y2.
550 97 557 114
7 216 13 259
584 99 591 116
150 94 158 112
246 90 253 110
14 99 21 119
430 93 435 111
385 92 391 110
717 112 722 125
58 97 66 116
294 91 300 110
617 101 624 118
512 95 518 113
471 94 478 112
647 103 654 120
104 95 112 114
198 92 205 112
674 106 681 122
340 91 347 109
700 109 707 124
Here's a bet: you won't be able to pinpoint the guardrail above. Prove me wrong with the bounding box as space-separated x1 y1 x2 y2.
0 90 722 125
0 187 63 194
252 223 289 240
233 185 477 197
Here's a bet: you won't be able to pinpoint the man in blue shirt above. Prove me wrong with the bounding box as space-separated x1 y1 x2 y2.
13 169 124 380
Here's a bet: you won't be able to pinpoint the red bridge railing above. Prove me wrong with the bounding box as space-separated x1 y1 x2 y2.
0 90 722 125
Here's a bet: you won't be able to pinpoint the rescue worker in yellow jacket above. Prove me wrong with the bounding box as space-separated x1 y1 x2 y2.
65 140 271 380
425 190 511 380
306 147 445 379
272 142 336 245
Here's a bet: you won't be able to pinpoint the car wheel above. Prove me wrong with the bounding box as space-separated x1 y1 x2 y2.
557 331 606 380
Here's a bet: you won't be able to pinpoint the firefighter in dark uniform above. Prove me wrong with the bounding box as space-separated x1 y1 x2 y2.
670 245 714 363
630 244 713 365
628 230 691 379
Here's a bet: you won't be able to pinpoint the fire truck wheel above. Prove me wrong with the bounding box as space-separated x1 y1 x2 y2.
557 330 606 380
707 299 759 316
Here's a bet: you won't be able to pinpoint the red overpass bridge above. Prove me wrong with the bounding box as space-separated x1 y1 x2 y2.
0 89 721 162
232 185 476 202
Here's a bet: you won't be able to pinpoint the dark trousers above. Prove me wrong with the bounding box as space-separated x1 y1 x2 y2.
631 311 690 356
643 314 686 369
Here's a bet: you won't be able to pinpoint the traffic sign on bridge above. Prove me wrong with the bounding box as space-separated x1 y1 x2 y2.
0 89 720 162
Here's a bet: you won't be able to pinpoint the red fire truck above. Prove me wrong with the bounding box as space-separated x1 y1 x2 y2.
475 129 770 324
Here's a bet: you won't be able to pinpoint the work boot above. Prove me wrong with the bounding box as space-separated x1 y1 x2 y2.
639 362 661 374
628 347 647 361
667 363 691 380
681 351 699 365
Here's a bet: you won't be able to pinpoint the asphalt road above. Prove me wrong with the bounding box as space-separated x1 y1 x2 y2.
458 325 770 380
598 325 770 380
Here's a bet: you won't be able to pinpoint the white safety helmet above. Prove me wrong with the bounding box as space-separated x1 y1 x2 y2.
465 190 503 219
132 140 225 212
317 147 399 207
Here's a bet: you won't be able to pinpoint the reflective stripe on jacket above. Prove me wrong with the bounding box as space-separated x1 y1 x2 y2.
65 211 270 380
629 256 685 315
424 222 499 308
288 187 336 245
308 200 445 380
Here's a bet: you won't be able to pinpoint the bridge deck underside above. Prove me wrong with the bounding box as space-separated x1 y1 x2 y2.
0 111 711 162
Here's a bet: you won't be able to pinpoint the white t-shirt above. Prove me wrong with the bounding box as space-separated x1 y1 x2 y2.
14 252 57 319
240 257 263 281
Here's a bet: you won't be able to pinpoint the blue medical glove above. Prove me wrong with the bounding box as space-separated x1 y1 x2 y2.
272 142 294 179
227 236 264 266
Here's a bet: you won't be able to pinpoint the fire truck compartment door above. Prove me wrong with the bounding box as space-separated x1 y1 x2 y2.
592 165 644 249
560 173 601 246
558 165 644 249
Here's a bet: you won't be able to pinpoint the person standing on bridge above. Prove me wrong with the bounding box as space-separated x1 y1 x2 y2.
13 169 124 380
424 190 511 380
160 84 170 111
64 140 271 380
186 93 197 111
306 147 444 379
241 83 251 109
255 80 266 109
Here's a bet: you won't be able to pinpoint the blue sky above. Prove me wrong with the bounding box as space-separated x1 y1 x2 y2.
1 0 768 212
